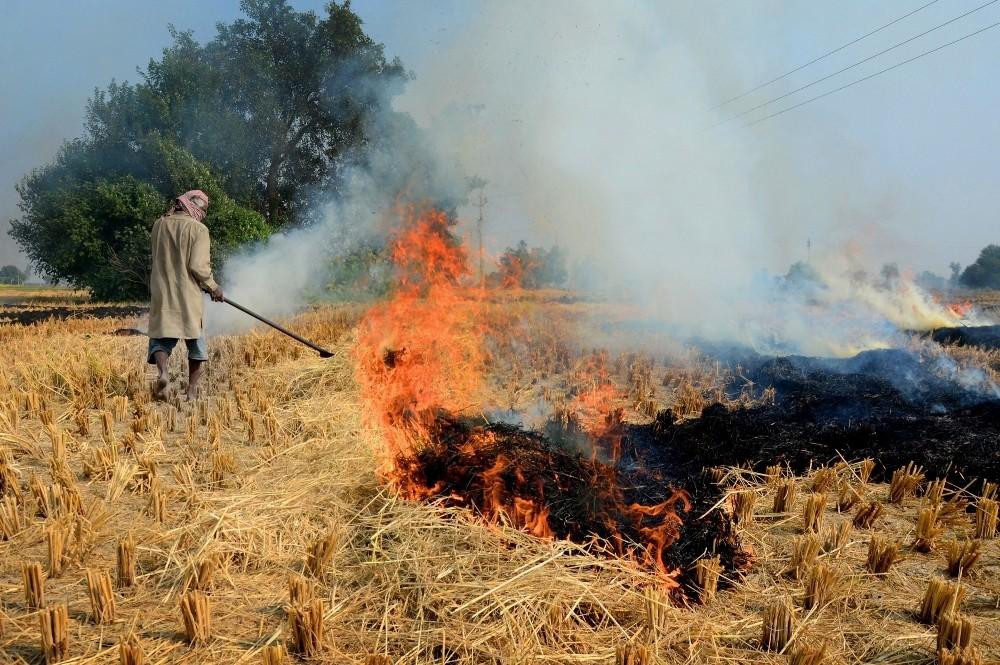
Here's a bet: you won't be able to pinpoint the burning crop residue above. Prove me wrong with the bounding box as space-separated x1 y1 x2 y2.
355 203 723 589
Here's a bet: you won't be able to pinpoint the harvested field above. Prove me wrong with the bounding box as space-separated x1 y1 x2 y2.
1 295 998 664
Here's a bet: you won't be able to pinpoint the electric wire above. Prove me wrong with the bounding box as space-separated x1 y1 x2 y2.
711 0 940 110
745 19 1000 127
715 0 999 126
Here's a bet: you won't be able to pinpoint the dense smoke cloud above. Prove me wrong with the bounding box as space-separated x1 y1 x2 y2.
389 1 978 355
211 1 986 362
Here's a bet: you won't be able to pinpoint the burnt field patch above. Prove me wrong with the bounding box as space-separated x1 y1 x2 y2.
639 347 1000 484
0 304 148 326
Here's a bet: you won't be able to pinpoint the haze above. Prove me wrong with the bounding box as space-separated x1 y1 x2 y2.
0 0 996 282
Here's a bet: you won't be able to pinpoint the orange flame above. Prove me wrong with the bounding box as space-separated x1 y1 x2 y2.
355 202 689 585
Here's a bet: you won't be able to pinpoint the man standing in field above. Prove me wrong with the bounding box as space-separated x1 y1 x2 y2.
148 189 224 400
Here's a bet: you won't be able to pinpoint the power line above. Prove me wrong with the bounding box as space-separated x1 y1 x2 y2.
711 0 940 110
745 20 1000 127
715 0 999 127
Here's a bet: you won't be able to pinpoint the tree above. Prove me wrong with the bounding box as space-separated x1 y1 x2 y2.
10 0 408 299
11 138 270 300
949 262 963 287
915 270 945 291
85 0 407 226
0 265 27 285
960 245 1000 289
879 262 900 289
493 241 568 289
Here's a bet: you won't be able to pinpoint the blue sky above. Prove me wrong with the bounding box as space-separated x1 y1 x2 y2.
0 1 997 277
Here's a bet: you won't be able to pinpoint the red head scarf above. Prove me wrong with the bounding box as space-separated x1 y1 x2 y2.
176 190 210 222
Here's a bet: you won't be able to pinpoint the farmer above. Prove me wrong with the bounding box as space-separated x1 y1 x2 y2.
148 189 224 400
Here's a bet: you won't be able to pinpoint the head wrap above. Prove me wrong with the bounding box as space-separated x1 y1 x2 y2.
176 189 210 222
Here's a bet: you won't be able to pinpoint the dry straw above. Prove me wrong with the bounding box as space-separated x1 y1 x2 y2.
30 472 50 517
694 555 723 602
803 562 836 610
730 489 755 526
615 642 650 665
305 531 337 579
802 492 826 533
180 590 212 645
85 569 115 624
261 644 287 665
23 561 45 609
918 577 965 624
210 450 237 486
643 585 669 636
146 485 166 523
0 447 20 498
982 480 998 501
837 482 861 512
705 467 726 485
761 595 794 651
888 462 924 504
811 466 837 493
186 553 221 592
39 602 69 664
47 522 68 577
973 498 997 539
938 612 974 652
913 505 943 553
820 521 851 556
789 533 820 580
116 533 136 589
766 464 783 486
866 535 899 577
101 410 114 444
789 642 828 665
937 647 984 665
945 540 981 577
859 458 875 484
363 656 393 665
853 501 884 529
288 597 325 658
119 634 144 665
925 478 946 506
288 573 314 607
0 495 22 539
73 410 89 436
773 479 796 514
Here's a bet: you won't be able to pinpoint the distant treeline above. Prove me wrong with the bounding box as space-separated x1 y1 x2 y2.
781 243 1000 292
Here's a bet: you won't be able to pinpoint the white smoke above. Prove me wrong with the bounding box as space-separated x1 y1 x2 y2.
390 1 983 356
207 1 988 363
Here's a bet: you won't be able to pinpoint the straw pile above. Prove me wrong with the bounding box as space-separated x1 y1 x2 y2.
0 303 998 663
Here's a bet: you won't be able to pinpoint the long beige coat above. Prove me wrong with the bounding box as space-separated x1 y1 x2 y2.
148 212 219 339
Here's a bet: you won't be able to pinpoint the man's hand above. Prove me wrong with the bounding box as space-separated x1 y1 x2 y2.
210 286 224 302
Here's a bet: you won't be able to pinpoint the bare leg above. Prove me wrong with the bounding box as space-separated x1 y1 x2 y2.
187 359 206 401
153 351 169 398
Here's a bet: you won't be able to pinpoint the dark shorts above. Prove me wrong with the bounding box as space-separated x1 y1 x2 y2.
147 336 208 364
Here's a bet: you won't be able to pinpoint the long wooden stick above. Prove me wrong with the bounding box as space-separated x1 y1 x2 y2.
221 297 333 358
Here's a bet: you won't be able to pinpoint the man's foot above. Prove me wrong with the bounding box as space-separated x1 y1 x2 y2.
153 374 169 399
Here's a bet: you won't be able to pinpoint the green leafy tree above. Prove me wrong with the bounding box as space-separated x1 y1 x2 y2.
11 139 270 300
0 265 28 285
960 245 1000 289
85 0 407 225
10 0 407 300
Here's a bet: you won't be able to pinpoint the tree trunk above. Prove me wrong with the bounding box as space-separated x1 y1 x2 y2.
265 152 284 225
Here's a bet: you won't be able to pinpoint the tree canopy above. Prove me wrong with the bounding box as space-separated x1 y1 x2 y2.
960 244 1000 289
10 0 408 300
0 265 28 285
493 241 568 289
